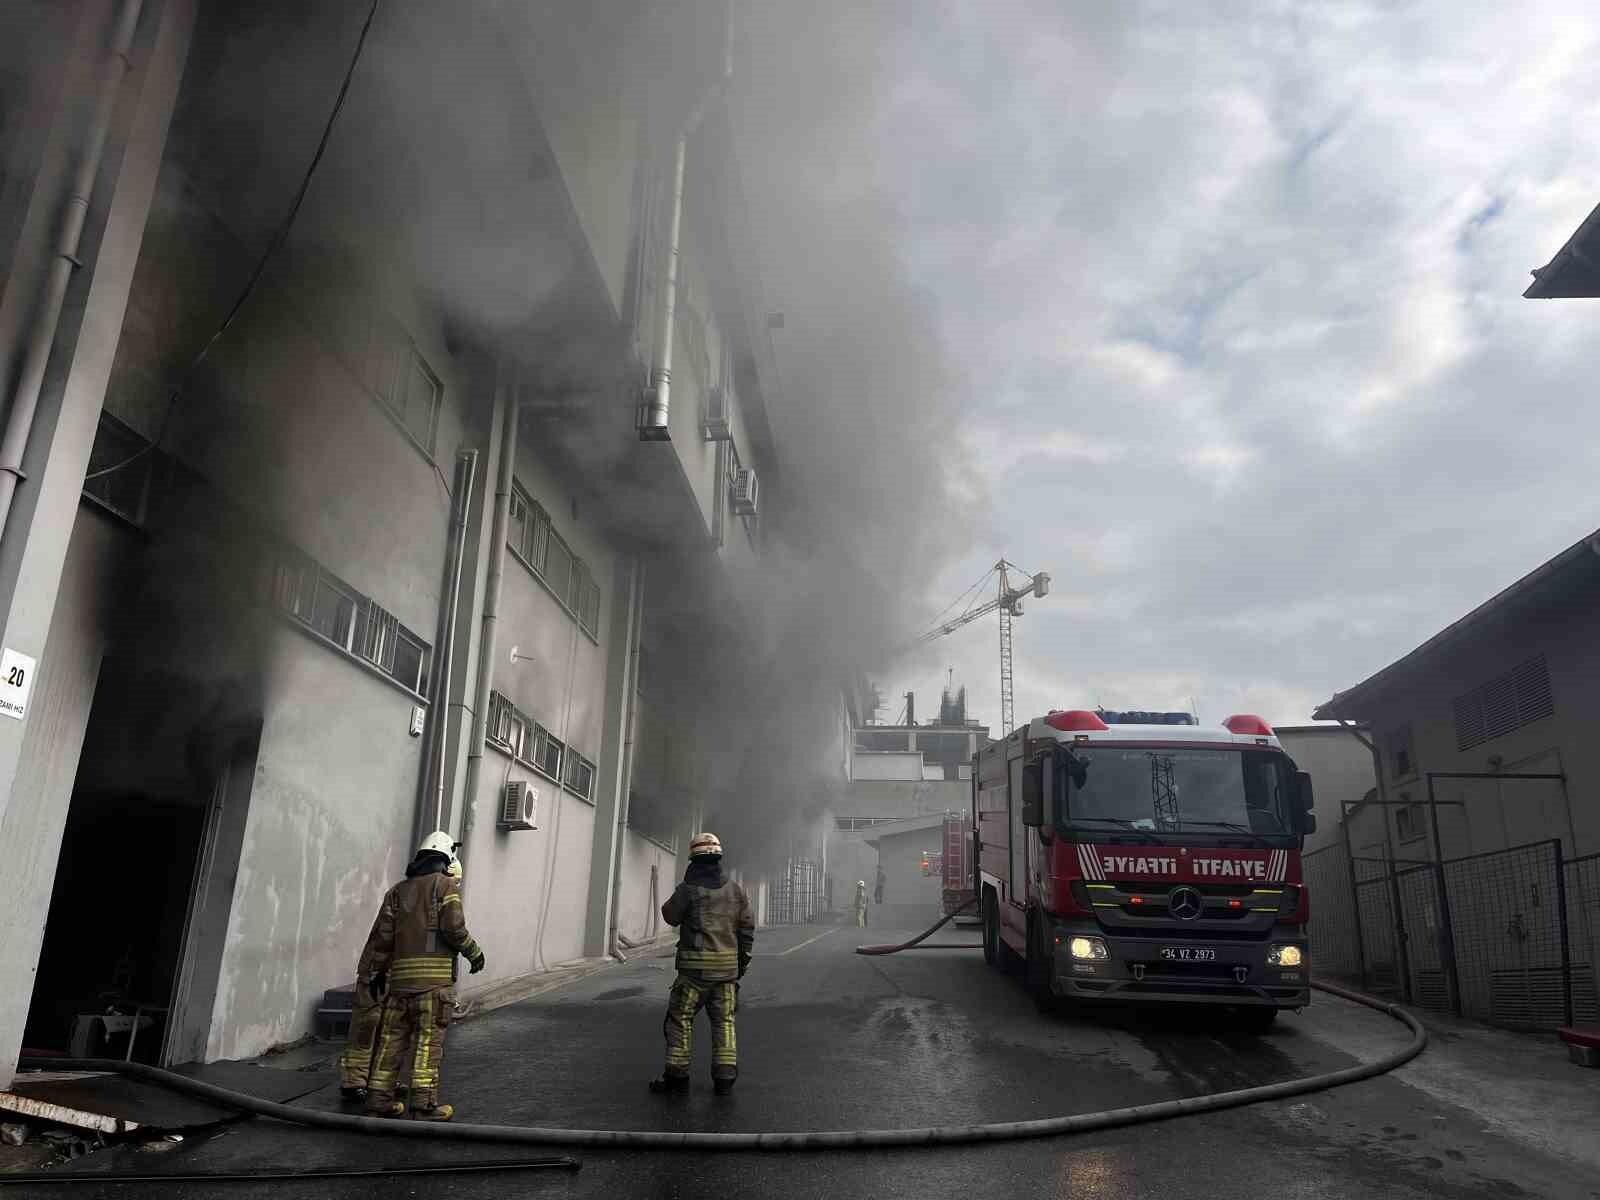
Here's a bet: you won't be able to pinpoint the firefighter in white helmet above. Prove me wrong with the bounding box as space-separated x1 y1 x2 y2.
347 831 484 1121
650 832 754 1096
854 879 870 927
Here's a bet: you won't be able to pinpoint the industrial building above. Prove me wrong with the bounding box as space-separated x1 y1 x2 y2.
0 0 787 1086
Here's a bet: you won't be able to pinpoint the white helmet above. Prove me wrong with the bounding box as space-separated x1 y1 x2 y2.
857 880 867 887
689 832 723 859
418 830 459 863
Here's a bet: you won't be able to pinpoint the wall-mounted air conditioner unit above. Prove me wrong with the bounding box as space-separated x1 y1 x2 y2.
702 386 732 442
731 467 759 517
500 780 539 831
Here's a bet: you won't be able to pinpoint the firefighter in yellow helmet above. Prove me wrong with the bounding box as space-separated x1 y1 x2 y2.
338 855 464 1103
650 832 754 1096
854 879 869 927
355 832 484 1121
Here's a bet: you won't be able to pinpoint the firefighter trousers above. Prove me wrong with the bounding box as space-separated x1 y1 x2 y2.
854 905 868 927
364 988 453 1111
662 974 738 1081
339 981 394 1089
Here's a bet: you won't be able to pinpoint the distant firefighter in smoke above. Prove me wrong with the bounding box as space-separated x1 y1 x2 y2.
651 832 755 1096
854 879 869 927
355 832 485 1121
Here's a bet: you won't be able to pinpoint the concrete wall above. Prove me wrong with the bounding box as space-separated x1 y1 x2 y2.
0 512 127 1082
1276 726 1378 855
615 830 679 944
1350 584 1600 860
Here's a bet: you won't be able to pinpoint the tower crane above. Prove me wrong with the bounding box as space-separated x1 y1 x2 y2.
915 559 1051 735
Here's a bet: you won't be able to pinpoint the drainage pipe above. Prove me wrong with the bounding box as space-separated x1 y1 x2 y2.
20 981 1421 1151
418 448 476 839
635 1 733 440
456 384 517 887
606 560 644 958
0 0 144 540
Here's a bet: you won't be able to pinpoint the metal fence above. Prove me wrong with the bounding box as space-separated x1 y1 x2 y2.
766 858 824 926
1308 837 1599 1031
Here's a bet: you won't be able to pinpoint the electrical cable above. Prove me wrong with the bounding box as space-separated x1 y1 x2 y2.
17 972 1423 1152
0 1157 579 1187
82 0 381 485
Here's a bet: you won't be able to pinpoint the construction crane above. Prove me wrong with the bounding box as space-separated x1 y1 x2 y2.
915 559 1051 735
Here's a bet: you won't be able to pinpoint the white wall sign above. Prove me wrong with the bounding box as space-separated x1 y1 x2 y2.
0 647 37 721
410 705 426 736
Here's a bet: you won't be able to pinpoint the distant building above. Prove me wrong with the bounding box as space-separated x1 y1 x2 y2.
1272 725 1378 855
1314 528 1600 860
827 683 986 909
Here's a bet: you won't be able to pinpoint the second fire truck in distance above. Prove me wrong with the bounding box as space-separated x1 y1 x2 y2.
973 709 1317 1029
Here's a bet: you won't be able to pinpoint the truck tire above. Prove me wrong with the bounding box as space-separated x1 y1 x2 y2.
1234 1007 1278 1033
982 891 1000 968
1026 915 1053 1010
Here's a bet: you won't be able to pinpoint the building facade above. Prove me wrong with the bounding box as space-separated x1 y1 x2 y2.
0 0 783 1085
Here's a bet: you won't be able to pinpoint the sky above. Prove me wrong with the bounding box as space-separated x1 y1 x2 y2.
749 0 1600 734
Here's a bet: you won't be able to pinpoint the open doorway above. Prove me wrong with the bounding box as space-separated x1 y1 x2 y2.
22 659 258 1066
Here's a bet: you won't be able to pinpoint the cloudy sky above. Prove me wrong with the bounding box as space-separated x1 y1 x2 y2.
751 0 1600 732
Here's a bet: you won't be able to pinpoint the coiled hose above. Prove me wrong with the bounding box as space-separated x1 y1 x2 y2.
15 929 1425 1152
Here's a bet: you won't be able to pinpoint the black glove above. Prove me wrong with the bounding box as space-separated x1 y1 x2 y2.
468 950 486 975
369 971 388 999
737 956 750 980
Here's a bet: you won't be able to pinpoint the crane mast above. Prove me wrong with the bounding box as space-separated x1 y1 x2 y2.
916 559 1050 736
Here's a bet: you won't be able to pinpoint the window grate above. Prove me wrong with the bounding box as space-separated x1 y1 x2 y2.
269 549 429 696
1454 655 1553 751
507 482 600 638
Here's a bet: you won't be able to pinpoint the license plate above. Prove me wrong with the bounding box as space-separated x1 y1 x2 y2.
1159 947 1216 961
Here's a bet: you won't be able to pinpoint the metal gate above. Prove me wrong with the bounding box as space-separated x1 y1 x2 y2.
768 858 822 926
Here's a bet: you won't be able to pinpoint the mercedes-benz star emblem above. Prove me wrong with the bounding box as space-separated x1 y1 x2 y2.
1169 886 1204 921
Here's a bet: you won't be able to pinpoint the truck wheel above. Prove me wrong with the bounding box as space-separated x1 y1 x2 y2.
1026 917 1053 1011
1235 1007 1278 1033
982 891 1000 968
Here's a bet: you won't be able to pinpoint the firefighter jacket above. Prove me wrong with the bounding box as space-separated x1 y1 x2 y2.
358 859 483 994
662 862 754 983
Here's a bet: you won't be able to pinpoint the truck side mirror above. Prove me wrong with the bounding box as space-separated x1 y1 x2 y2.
1021 761 1043 827
1295 770 1314 812
1300 811 1318 836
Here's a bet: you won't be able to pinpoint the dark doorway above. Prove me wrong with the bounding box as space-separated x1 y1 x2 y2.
22 660 255 1065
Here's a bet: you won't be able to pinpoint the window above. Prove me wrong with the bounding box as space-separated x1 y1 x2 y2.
1395 800 1424 843
1453 656 1554 751
368 320 441 454
82 413 154 523
563 751 595 801
529 723 564 782
508 483 600 639
270 550 430 696
487 691 525 756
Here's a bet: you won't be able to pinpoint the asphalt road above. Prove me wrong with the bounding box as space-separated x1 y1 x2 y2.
33 923 1600 1198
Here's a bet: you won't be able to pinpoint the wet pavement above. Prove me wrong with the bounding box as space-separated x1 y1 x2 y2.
27 924 1600 1197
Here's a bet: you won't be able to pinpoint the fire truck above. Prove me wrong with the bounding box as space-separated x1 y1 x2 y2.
973 709 1316 1028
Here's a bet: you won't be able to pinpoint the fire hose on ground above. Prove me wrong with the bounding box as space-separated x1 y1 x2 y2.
11 910 1426 1164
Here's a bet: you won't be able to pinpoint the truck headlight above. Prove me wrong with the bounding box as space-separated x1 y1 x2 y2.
1068 936 1109 961
1267 944 1303 967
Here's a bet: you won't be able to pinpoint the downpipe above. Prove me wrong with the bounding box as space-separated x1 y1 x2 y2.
0 0 144 539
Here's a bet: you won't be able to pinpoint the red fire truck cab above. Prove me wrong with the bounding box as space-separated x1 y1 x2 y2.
974 709 1316 1027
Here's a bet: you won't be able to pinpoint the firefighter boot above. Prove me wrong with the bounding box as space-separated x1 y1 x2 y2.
412 1103 454 1122
366 1101 407 1119
339 1086 367 1104
648 1070 690 1095
712 1068 737 1096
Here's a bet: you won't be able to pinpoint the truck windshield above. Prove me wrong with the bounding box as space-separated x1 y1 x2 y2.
1058 747 1292 837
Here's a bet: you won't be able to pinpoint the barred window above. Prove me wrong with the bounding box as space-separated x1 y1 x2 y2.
368 319 441 454
529 724 564 782
563 751 595 801
487 691 524 755
508 482 600 638
269 550 429 696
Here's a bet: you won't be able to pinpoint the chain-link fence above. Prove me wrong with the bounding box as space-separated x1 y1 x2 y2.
1309 836 1594 1031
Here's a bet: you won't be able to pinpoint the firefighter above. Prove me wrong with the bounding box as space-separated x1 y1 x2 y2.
357 832 485 1121
338 857 464 1103
650 832 754 1096
854 879 869 927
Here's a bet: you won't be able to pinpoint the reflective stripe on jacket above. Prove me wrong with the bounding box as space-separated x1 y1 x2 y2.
663 877 754 983
358 869 482 994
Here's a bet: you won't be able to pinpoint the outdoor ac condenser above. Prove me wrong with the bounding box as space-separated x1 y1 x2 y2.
732 467 759 516
500 780 538 831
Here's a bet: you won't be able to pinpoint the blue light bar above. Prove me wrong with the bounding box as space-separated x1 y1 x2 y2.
1094 710 1197 726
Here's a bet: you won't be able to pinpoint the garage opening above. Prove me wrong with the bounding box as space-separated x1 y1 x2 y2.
21 659 258 1067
